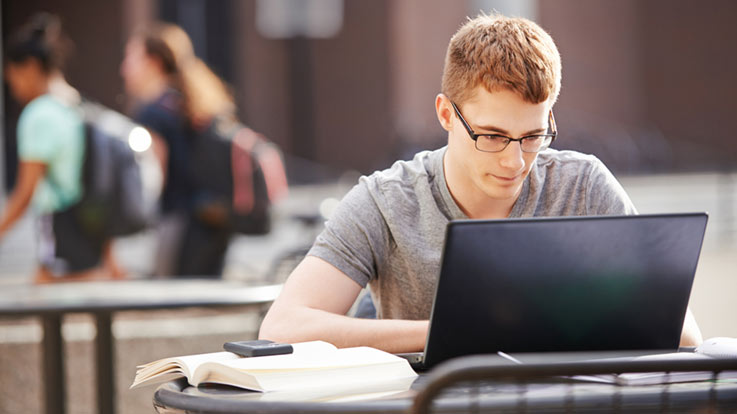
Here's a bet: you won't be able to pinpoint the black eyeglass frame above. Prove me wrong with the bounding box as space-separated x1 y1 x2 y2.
451 101 558 153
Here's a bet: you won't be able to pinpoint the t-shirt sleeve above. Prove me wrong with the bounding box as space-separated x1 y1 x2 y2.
18 103 68 163
307 177 390 288
585 158 638 215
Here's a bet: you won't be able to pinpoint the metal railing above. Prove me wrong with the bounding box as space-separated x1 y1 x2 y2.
412 353 737 414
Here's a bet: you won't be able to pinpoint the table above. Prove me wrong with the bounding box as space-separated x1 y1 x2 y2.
0 279 282 414
151 352 737 413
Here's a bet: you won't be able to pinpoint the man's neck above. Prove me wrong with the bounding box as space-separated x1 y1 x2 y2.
442 151 519 220
452 187 518 220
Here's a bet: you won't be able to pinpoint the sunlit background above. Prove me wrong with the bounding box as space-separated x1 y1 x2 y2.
1 1 736 413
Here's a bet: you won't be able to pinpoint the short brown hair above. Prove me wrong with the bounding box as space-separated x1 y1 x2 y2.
441 13 561 106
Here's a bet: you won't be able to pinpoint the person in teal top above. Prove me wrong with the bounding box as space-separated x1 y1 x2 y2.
17 93 85 213
0 13 123 282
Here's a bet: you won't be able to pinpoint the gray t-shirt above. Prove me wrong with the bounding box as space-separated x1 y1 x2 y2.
308 147 637 320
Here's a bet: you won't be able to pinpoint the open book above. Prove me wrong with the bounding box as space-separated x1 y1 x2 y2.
131 341 418 393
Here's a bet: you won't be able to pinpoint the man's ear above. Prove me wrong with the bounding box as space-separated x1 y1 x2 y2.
435 93 454 132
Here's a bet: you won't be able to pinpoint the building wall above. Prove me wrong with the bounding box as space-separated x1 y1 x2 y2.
639 0 737 171
539 0 737 173
3 0 737 185
203 1 396 178
388 0 468 159
2 0 127 189
2 0 126 108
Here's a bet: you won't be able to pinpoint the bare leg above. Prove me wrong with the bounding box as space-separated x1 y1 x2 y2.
33 266 57 284
103 241 126 280
33 242 125 284
33 265 102 284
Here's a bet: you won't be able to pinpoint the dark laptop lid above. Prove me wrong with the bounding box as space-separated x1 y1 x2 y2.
422 213 708 369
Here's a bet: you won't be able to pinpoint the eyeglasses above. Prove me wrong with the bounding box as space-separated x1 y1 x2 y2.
451 101 557 153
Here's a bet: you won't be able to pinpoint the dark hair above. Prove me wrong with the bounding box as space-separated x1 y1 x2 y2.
6 12 71 73
136 23 234 126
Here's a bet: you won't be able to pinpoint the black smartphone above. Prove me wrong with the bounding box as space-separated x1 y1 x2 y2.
223 340 294 357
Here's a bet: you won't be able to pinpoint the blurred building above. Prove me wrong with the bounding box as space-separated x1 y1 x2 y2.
3 0 737 190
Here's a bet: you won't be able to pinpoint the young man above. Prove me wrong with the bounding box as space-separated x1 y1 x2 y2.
259 13 702 352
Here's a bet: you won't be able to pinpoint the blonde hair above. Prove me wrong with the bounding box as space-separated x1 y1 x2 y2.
441 13 561 106
139 23 234 126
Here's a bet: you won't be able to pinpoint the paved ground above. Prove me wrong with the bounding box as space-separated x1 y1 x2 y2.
1 173 736 413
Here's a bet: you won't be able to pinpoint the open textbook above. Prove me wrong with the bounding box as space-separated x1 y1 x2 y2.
131 341 418 392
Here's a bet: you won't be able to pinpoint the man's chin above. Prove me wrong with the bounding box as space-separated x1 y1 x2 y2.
482 184 523 201
481 174 523 194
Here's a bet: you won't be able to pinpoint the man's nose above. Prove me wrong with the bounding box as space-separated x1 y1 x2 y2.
498 141 525 171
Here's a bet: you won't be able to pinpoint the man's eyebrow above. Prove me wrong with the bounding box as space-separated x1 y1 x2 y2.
473 123 547 137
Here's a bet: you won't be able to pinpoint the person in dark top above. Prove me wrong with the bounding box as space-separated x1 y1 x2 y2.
120 23 235 277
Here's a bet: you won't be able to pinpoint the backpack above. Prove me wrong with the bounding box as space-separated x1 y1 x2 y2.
52 102 153 270
189 116 288 234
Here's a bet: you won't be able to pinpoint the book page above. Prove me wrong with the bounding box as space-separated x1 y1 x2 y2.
132 351 239 388
132 341 337 388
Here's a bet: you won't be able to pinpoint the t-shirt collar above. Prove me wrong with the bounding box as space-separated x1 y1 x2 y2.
433 147 469 220
433 146 534 220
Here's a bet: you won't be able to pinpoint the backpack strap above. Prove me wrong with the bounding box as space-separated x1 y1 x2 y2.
231 128 288 214
254 138 288 203
231 128 256 214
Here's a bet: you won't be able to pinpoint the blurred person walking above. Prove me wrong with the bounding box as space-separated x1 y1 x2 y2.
120 23 237 278
0 12 124 283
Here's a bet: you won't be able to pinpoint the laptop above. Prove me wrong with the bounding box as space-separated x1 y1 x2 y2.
401 213 708 370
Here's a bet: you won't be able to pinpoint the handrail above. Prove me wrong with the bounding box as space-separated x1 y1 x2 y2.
412 353 737 414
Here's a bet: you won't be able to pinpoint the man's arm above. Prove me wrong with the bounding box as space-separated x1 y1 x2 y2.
259 255 428 353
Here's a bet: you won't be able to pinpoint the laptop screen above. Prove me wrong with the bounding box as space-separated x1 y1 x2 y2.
422 213 708 368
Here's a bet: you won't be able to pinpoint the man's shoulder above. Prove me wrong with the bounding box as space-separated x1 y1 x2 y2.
534 148 607 178
522 148 634 216
364 147 443 189
349 147 445 217
536 148 601 166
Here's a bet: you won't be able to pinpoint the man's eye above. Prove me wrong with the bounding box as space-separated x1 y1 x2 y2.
482 135 509 142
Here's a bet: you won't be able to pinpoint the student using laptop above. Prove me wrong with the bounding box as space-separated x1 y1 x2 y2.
259 12 702 351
